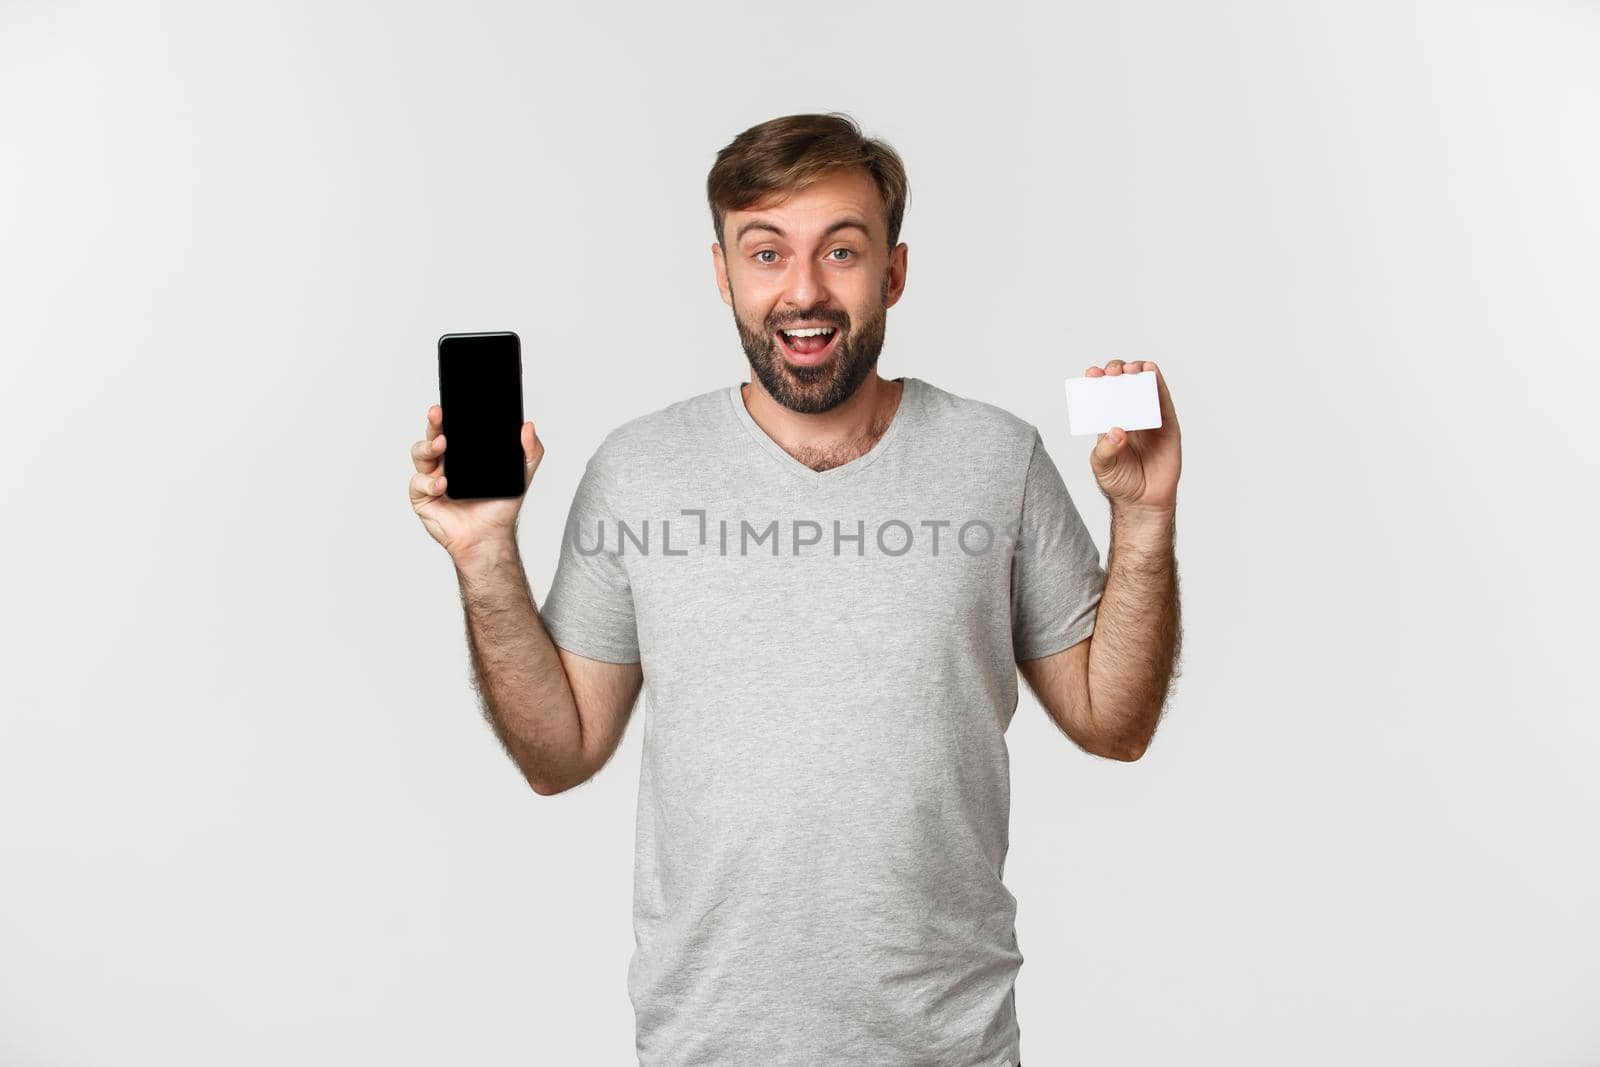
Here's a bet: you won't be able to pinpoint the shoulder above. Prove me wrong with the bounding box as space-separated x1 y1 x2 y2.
909 376 1042 465
605 385 725 447
584 384 731 487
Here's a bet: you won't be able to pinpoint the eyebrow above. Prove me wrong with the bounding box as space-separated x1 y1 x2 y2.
735 216 873 245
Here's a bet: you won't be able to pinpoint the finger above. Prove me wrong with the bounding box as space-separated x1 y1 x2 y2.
410 470 447 502
1105 359 1126 375
411 432 445 474
1086 365 1102 377
1143 361 1179 427
1090 426 1125 476
424 403 442 444
523 421 545 484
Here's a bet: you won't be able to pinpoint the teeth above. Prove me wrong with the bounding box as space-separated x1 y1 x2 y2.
782 327 835 338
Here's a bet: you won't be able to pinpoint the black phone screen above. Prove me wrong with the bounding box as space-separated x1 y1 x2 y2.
437 332 525 500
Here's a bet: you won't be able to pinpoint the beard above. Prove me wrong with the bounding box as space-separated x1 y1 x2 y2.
731 272 890 415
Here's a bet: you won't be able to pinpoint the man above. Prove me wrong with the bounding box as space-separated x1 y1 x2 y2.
408 112 1182 1067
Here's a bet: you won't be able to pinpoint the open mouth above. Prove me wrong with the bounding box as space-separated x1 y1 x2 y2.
776 326 840 366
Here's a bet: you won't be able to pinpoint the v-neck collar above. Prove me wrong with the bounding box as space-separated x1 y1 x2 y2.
727 376 922 485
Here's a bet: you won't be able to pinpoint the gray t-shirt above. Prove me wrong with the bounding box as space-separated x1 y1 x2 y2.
538 375 1106 1067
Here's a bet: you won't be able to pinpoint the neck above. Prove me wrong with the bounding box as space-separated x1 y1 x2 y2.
741 372 904 473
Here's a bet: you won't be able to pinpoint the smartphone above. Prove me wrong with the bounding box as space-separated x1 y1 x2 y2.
436 331 525 500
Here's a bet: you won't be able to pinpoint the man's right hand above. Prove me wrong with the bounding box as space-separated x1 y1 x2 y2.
409 403 545 563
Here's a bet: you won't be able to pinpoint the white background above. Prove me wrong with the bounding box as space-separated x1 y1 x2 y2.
3 2 1597 1064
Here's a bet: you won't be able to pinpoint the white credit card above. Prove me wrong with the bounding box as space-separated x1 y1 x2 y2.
1063 370 1163 436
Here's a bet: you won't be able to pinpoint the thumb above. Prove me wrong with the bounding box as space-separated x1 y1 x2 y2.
1091 426 1124 476
523 421 545 480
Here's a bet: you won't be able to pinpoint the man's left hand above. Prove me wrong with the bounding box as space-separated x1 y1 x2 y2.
1086 359 1181 512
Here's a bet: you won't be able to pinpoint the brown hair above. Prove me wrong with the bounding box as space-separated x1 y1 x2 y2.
707 112 911 253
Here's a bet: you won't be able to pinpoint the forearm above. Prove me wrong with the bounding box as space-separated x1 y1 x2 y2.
1086 505 1182 760
453 539 585 794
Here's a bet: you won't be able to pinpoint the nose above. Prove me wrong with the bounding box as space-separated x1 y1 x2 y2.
781 254 827 313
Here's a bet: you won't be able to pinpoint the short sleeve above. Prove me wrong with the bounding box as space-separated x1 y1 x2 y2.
537 443 641 664
1010 428 1107 660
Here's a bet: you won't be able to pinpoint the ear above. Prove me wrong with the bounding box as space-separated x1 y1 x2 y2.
884 242 908 310
712 241 733 308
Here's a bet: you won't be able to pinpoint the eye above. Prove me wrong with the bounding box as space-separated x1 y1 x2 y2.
755 250 778 264
829 248 854 261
